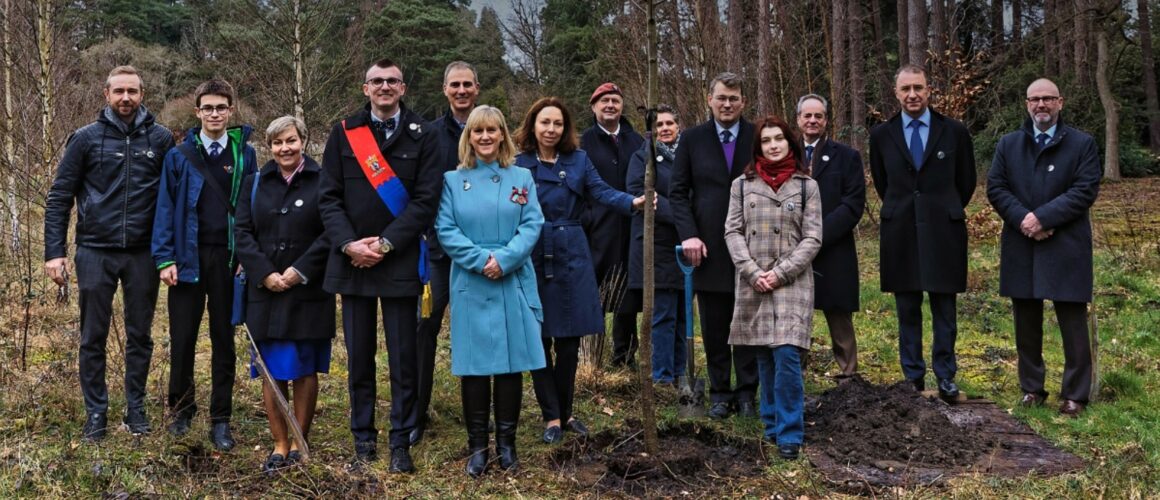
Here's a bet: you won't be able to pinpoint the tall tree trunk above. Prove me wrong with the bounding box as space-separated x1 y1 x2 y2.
292 0 305 121
908 0 928 65
1057 0 1073 75
831 0 848 139
1139 0 1160 152
694 0 723 81
1011 0 1022 43
2 0 18 251
990 0 1004 50
37 0 54 178
931 0 948 58
1096 27 1120 180
873 0 895 117
1044 0 1057 75
1074 0 1091 86
848 0 866 150
897 0 909 67
727 0 744 73
640 0 659 455
756 0 771 113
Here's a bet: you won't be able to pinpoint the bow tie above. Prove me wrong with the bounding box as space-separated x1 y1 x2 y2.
372 117 397 133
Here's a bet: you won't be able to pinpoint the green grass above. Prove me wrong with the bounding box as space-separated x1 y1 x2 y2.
1 178 1158 497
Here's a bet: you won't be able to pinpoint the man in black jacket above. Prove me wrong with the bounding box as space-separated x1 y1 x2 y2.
580 82 645 369
670 72 758 419
411 60 480 446
869 65 977 399
987 78 1101 417
319 58 443 472
796 94 866 380
44 66 175 441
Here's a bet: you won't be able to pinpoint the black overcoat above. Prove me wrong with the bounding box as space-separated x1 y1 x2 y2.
987 118 1101 303
580 118 645 310
626 142 682 291
669 118 756 293
868 109 977 293
318 104 444 297
234 157 335 341
809 138 866 312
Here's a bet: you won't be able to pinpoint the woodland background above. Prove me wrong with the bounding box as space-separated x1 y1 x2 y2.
0 0 1158 497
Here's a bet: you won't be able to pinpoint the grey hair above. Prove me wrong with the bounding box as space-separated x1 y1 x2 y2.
795 94 828 115
443 61 479 85
265 115 308 145
656 104 679 124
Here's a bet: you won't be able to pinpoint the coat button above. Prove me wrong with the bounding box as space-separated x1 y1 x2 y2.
914 190 921 196
280 207 289 214
278 243 286 250
774 227 780 234
774 201 781 207
751 230 757 235
750 202 756 208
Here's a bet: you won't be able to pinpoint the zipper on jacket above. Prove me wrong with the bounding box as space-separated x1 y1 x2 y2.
122 135 130 247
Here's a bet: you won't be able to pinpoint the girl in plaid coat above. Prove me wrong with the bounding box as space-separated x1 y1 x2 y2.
724 116 822 460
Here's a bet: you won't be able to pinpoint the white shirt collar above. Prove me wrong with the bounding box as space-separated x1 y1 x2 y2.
597 121 620 137
200 130 228 153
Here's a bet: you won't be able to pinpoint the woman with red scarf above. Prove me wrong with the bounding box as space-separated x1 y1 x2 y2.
723 116 822 460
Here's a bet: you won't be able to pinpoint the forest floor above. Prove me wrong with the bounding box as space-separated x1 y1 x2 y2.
0 177 1157 498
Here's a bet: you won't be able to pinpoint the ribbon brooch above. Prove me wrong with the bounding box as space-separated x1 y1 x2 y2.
510 186 529 205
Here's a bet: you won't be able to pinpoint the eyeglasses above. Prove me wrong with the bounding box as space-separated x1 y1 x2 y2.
198 105 231 115
366 77 404 88
713 95 742 104
1026 96 1061 104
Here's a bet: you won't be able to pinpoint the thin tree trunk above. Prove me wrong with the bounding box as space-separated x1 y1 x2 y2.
1096 28 1120 180
3 0 19 251
931 0 947 58
1011 0 1022 44
873 0 895 117
908 0 928 65
756 0 770 114
37 0 54 177
897 0 909 66
1044 0 1057 76
848 0 866 150
990 0 1004 50
831 0 848 139
1074 0 1091 86
727 0 743 73
640 0 659 456
292 0 305 121
1138 0 1160 152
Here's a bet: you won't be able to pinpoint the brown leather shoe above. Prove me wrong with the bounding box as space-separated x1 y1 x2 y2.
1020 392 1046 408
1059 400 1085 417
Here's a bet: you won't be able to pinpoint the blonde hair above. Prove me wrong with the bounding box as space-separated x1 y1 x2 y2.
265 115 308 146
458 106 516 168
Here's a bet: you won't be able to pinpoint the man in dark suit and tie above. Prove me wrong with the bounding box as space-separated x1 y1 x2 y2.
670 72 758 419
796 94 866 380
868 65 977 399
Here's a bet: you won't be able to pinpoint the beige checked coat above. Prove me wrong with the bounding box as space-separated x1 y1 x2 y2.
724 172 822 349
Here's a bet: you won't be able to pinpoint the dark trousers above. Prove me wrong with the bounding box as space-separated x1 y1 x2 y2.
415 255 450 426
343 294 419 448
1014 299 1092 402
822 309 858 377
610 311 638 367
167 245 236 423
698 291 757 404
75 246 159 414
531 336 581 422
895 291 958 381
650 290 687 383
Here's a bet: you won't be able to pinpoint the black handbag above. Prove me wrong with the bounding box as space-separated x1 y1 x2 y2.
231 174 259 326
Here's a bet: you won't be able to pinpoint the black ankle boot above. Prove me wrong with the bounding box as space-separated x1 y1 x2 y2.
494 373 522 471
462 376 491 477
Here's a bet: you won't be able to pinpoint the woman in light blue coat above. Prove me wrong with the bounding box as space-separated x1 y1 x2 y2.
436 106 545 477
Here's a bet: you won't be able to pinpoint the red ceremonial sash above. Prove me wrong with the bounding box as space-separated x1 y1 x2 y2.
342 120 410 217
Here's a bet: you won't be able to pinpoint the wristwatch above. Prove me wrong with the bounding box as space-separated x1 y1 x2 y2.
377 237 393 255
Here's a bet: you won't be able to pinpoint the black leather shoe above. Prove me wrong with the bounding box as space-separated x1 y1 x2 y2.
542 425 563 444
210 422 235 451
778 444 800 460
389 446 415 473
82 412 108 441
1020 392 1047 408
937 378 960 399
262 453 286 475
286 449 302 464
465 447 489 477
708 402 732 420
909 378 925 392
1059 399 1086 417
121 407 151 435
167 414 192 436
737 400 757 418
566 419 589 437
354 441 377 463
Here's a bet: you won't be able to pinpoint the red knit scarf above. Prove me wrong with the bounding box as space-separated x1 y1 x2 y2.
755 152 797 192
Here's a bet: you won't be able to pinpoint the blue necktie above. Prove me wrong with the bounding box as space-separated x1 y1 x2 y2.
720 130 733 144
1036 133 1049 150
908 120 924 170
208 142 222 160
805 145 814 164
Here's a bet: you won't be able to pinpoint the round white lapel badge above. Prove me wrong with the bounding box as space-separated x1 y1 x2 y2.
786 201 796 212
656 155 664 163
937 151 946 160
821 155 830 162
295 199 304 207
146 150 155 159
1048 165 1055 172
409 123 418 130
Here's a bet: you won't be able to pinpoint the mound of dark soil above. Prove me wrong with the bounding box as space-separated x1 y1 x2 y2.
805 377 996 470
550 421 766 497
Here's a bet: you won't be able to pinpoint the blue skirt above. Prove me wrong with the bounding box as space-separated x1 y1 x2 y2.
250 338 332 381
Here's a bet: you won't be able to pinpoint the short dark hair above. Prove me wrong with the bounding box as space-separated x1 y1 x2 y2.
369 58 401 74
708 72 744 96
656 104 679 124
194 78 235 107
514 97 579 154
894 64 927 84
744 115 807 179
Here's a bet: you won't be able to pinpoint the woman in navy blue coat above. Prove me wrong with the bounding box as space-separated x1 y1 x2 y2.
513 97 644 444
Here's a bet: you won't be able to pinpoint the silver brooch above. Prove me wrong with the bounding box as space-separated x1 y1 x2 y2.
146 150 155 159
821 155 830 162
786 201 796 212
1048 165 1055 172
223 165 233 174
558 170 567 180
409 122 421 133
656 155 664 162
937 151 945 160
491 175 500 183
463 180 471 191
